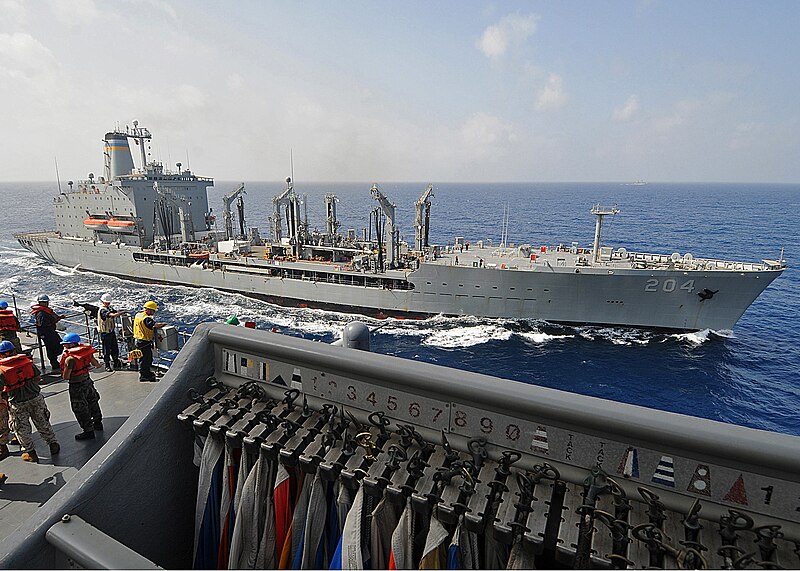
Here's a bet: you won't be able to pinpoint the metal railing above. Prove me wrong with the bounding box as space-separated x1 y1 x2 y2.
2 292 96 371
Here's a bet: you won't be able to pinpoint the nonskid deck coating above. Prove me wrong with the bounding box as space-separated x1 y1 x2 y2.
0 366 157 542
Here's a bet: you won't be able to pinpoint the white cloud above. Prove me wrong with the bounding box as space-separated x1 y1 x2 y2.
613 95 640 122
535 73 566 111
652 99 698 134
459 112 517 159
48 0 100 25
477 13 538 59
130 0 178 21
0 0 27 28
0 32 58 79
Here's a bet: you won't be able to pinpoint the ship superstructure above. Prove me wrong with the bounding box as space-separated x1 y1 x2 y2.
17 124 786 331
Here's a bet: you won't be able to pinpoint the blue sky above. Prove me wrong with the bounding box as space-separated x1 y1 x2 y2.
1 0 798 182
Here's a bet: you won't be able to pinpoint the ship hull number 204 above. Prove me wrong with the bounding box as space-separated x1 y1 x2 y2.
644 279 695 293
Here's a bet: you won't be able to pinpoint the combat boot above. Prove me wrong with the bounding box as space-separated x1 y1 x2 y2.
0 444 9 461
75 430 95 441
49 442 60 455
21 450 39 463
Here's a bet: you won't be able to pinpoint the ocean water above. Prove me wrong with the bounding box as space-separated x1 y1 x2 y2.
1 181 797 436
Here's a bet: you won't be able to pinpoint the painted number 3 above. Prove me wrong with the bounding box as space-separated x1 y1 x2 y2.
645 279 695 293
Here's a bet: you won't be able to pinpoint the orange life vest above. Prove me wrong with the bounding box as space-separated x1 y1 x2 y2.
31 304 56 317
0 309 18 332
0 354 35 392
59 345 96 379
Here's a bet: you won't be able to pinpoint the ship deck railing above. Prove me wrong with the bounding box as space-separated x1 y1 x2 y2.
436 243 784 272
2 322 799 569
1 292 99 372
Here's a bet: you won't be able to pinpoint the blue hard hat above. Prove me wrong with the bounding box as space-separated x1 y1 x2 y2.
37 294 50 303
61 332 81 344
0 340 15 353
0 301 7 309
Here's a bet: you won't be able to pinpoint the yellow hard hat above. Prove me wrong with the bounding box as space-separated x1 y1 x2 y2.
144 300 158 311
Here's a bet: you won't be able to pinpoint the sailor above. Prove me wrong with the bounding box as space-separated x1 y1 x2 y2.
30 294 64 373
133 301 166 382
60 332 103 440
0 301 22 353
0 340 59 463
97 293 127 372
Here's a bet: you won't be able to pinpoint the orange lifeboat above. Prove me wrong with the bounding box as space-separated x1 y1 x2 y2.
83 217 109 231
188 251 210 259
107 218 137 234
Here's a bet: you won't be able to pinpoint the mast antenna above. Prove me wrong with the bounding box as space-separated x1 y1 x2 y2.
290 149 295 185
54 157 63 194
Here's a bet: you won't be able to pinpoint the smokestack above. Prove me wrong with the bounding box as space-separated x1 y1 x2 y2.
104 132 135 180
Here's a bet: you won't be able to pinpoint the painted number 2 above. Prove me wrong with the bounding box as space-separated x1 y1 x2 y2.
645 279 695 293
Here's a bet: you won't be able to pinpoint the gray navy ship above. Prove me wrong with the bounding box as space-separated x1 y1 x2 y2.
17 123 786 331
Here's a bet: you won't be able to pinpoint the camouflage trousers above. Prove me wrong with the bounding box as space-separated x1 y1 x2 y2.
0 399 9 445
9 394 58 452
69 380 102 432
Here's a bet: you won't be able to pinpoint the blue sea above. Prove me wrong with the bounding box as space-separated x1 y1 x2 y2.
1 181 797 436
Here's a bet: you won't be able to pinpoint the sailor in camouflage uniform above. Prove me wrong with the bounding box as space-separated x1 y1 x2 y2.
0 340 59 463
0 397 9 461
60 332 103 440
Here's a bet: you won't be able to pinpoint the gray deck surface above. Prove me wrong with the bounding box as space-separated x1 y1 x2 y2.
0 364 157 542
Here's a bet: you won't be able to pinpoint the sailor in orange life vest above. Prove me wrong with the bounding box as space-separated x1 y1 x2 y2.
0 340 60 463
0 300 22 353
30 294 64 373
59 332 103 440
133 301 166 382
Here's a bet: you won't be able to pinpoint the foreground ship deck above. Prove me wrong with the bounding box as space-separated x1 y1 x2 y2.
0 366 155 543
0 323 799 569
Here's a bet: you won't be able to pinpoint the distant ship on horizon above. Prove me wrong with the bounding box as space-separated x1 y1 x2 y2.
624 180 647 186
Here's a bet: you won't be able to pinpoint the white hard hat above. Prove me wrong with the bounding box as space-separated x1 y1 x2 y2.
37 294 50 303
101 293 112 303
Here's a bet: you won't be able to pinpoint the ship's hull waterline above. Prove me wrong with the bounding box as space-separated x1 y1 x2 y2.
18 233 780 331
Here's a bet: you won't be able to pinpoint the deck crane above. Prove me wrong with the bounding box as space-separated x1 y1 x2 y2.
271 177 303 257
414 184 434 252
222 183 246 240
370 183 398 269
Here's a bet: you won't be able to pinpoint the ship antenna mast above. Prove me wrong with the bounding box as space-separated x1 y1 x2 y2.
591 204 620 264
54 157 62 194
